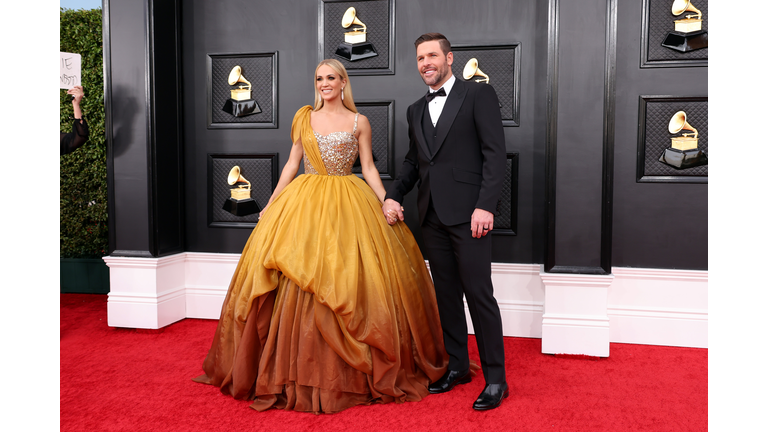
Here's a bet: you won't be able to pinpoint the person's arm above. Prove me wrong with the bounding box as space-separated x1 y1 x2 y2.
69 86 85 121
259 136 304 217
473 84 506 213
357 115 387 203
61 86 89 155
382 105 420 223
470 84 506 238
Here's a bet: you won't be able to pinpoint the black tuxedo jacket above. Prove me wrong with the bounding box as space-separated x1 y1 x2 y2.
386 78 506 226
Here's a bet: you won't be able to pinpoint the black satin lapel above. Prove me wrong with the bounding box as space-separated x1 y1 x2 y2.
432 80 467 156
412 98 432 159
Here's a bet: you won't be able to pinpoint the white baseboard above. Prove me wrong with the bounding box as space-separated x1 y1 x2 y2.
102 254 708 349
608 267 708 348
540 273 614 356
103 254 186 329
184 252 239 319
542 314 611 357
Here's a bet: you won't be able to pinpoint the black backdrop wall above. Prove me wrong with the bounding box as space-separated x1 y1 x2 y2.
103 0 708 272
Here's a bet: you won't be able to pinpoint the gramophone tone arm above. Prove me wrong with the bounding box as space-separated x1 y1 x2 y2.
684 12 702 20
681 127 698 139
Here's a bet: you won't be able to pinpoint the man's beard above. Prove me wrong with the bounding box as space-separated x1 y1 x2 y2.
421 64 450 87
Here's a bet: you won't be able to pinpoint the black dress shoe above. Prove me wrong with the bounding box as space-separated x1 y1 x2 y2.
472 382 509 410
428 369 471 394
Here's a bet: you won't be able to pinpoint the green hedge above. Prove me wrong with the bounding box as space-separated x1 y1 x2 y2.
60 8 108 258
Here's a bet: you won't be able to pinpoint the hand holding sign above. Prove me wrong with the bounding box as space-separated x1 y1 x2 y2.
60 52 81 89
67 86 84 102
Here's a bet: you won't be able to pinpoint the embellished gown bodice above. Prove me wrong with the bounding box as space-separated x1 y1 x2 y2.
304 113 359 176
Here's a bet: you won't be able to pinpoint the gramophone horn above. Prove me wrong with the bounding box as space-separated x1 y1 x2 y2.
462 58 490 84
227 65 252 90
341 7 367 33
671 0 701 18
227 166 251 189
668 111 698 139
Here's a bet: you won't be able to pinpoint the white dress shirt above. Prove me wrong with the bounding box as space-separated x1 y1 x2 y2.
427 74 456 127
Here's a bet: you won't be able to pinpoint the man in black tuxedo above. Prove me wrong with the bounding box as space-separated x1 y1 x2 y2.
382 33 508 410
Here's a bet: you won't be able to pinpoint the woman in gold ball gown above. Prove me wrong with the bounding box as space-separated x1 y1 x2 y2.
193 59 448 414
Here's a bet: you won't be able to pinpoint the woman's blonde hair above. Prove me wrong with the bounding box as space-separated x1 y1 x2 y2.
313 59 357 113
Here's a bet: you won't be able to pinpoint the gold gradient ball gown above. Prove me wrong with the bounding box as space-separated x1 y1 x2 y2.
194 106 448 413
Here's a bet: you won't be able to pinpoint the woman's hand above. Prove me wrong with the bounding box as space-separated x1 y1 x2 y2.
382 199 404 225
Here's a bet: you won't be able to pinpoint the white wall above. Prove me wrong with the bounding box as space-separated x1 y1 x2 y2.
104 253 708 352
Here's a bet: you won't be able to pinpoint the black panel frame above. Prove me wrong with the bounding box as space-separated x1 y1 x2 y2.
206 52 279 129
636 95 708 184
318 0 395 75
352 100 395 179
492 153 520 236
640 0 708 69
544 0 616 275
103 0 116 255
147 0 185 257
544 0 559 273
452 44 522 127
601 0 618 273
207 153 280 229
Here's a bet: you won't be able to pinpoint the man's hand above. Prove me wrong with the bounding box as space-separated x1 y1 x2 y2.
471 208 494 238
382 198 404 225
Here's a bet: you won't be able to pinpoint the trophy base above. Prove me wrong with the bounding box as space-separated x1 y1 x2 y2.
335 42 378 62
658 147 708 170
661 30 708 53
222 197 260 216
222 98 262 117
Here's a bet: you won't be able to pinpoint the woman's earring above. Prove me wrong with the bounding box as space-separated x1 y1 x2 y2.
341 87 345 101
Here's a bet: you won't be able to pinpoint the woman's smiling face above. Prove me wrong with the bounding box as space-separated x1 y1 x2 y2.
316 64 345 102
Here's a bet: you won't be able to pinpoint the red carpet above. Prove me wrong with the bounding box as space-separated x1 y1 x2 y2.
60 294 707 431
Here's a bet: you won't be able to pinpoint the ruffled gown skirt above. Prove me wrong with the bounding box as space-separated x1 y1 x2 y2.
193 173 448 413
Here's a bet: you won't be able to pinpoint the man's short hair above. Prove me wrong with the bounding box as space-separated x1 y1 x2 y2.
414 33 451 55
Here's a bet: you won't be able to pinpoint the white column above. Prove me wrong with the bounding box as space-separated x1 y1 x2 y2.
103 254 186 329
540 272 614 357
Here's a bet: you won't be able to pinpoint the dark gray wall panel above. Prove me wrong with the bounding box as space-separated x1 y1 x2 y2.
107 0 150 254
551 0 608 269
148 0 185 256
103 0 707 270
612 0 707 269
182 0 548 264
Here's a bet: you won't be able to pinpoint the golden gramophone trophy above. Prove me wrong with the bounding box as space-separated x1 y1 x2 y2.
463 58 490 84
221 66 262 118
335 7 378 61
222 166 261 216
462 58 502 107
658 111 708 169
661 0 708 52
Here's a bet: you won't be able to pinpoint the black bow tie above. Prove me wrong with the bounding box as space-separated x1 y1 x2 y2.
425 87 446 102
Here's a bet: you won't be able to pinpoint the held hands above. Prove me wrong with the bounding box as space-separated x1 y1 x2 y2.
382 198 404 225
471 208 494 238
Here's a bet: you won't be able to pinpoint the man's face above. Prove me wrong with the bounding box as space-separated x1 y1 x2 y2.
416 40 453 89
